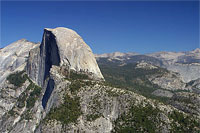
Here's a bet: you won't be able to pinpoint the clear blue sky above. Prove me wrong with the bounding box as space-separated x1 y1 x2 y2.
1 1 199 54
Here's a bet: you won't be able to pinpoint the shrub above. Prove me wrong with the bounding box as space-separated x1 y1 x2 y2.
169 111 200 132
8 109 17 116
113 104 160 133
17 92 27 108
46 94 82 125
69 80 82 93
68 71 89 80
26 83 42 109
86 114 101 121
7 71 27 87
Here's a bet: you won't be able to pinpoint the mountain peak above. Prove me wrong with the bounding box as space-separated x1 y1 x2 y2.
17 38 29 42
27 27 104 86
45 27 76 33
44 27 79 40
193 48 200 53
0 39 38 85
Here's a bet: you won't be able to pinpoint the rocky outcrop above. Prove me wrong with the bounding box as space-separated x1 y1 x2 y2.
190 78 200 90
27 27 104 87
170 92 200 117
148 71 189 91
0 39 39 123
147 49 200 82
0 79 30 118
136 61 158 69
152 89 174 98
165 63 200 83
0 39 39 87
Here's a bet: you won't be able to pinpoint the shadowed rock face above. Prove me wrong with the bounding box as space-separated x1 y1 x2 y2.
26 30 61 87
39 29 61 86
42 79 55 108
46 27 104 79
27 27 104 87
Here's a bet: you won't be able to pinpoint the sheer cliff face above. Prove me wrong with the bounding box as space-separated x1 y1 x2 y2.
27 27 104 87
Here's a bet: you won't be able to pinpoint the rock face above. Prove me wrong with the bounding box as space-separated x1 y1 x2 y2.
165 63 200 83
152 89 174 98
27 27 104 87
0 39 39 127
170 92 200 117
0 39 39 86
148 71 188 91
0 28 199 133
147 49 200 82
25 27 104 121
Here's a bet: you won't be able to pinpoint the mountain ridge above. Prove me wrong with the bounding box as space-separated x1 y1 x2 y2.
0 27 199 132
96 48 200 83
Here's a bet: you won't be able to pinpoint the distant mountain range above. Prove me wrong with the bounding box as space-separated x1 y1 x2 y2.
96 48 200 82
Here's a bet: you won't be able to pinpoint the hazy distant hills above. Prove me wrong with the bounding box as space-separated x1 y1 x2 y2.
96 48 200 64
96 48 200 82
147 48 200 64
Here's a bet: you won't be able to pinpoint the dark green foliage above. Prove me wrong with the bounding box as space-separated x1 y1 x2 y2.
99 62 166 90
69 80 82 94
69 80 95 94
46 94 82 125
26 97 36 109
17 92 27 108
106 89 119 97
113 104 160 133
7 71 28 87
69 74 95 94
5 71 42 121
98 62 169 103
26 82 35 90
8 109 17 116
169 111 200 132
84 80 95 86
26 83 42 109
68 71 89 80
91 97 101 111
30 85 41 97
14 75 41 109
86 97 102 122
23 111 32 120
86 114 101 121
147 94 170 104
172 96 193 105
66 70 95 94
